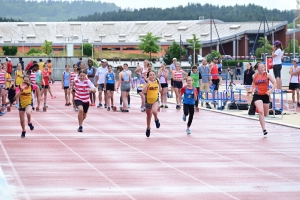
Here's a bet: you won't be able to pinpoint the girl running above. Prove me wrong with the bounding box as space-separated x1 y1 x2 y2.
74 69 96 132
252 63 276 135
71 64 79 111
87 60 96 106
41 64 50 108
142 70 161 137
188 65 202 111
172 62 188 109
104 65 116 111
158 62 169 108
62 65 71 106
117 63 134 112
0 64 7 115
14 75 41 138
180 76 198 134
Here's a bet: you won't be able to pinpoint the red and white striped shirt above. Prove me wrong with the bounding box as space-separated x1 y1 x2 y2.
174 70 183 79
70 72 77 83
74 78 95 103
30 72 36 84
0 71 5 85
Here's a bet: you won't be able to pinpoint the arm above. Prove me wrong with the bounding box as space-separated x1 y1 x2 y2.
94 69 99 86
134 67 142 74
194 88 198 101
130 74 134 89
92 67 96 77
199 72 202 87
142 82 148 94
182 71 188 80
14 90 21 101
266 74 277 95
35 86 41 109
88 80 96 93
180 86 185 96
104 73 107 91
117 73 122 91
271 48 278 58
14 71 17 85
61 73 64 89
164 69 169 79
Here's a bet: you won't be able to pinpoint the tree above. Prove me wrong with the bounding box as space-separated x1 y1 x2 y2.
138 32 161 59
187 34 201 64
163 41 187 65
2 46 18 56
204 50 221 63
255 37 272 58
41 40 53 56
285 39 299 55
81 43 93 57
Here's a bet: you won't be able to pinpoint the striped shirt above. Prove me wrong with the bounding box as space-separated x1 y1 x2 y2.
174 70 183 79
0 71 5 85
70 72 77 83
74 78 95 103
30 72 36 84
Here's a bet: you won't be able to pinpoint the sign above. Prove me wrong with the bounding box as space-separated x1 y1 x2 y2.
67 44 74 57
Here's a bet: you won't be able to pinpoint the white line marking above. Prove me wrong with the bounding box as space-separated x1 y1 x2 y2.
0 140 31 200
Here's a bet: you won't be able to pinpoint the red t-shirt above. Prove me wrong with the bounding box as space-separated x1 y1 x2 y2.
7 62 12 73
25 62 33 72
42 70 50 86
211 65 219 80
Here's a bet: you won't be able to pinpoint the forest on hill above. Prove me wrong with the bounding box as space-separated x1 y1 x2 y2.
0 0 120 22
0 17 22 22
70 3 294 23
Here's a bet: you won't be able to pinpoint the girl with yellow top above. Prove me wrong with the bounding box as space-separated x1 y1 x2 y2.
142 70 161 137
14 75 41 138
14 63 25 108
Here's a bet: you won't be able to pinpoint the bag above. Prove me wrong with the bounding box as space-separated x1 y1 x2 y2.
228 102 248 110
267 57 273 70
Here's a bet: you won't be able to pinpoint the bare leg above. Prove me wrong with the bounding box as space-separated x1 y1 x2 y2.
19 111 26 131
77 105 84 126
121 91 128 110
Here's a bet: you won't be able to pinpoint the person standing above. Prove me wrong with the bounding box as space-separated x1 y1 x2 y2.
87 60 96 106
244 63 255 105
0 65 6 115
235 62 241 80
272 40 284 90
6 57 12 75
104 65 116 111
62 65 71 106
210 57 220 100
198 59 211 108
172 62 188 109
158 62 169 108
289 58 300 107
95 59 108 108
169 58 177 98
19 58 24 71
251 63 276 135
38 59 44 71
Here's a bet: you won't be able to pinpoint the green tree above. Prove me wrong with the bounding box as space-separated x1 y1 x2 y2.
205 50 221 63
81 43 94 57
255 37 272 58
187 34 201 64
2 46 18 56
163 41 187 65
41 40 53 56
285 39 299 55
26 48 43 55
138 32 161 59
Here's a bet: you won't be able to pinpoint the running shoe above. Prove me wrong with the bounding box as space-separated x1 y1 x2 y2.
111 105 114 109
146 128 150 137
107 107 110 111
298 102 300 107
263 129 268 135
15 103 19 108
97 103 102 108
159 105 164 108
176 105 180 109
128 104 130 108
28 123 34 131
155 119 160 128
44 104 48 108
186 128 191 134
21 131 26 138
65 103 68 106
104 104 107 108
182 114 186 121
78 126 83 132
75 108 79 112
141 107 146 112
164 105 168 108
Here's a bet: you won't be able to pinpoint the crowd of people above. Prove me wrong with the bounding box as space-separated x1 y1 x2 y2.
0 40 298 137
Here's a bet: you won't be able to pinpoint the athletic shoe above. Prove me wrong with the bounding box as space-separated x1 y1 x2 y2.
111 105 114 109
78 126 83 132
104 104 107 108
44 104 48 108
21 131 26 138
141 107 145 112
176 105 180 109
75 108 79 112
146 128 150 137
182 114 186 121
28 123 34 131
15 103 19 108
107 107 110 111
164 105 168 108
65 103 68 106
155 119 160 128
263 129 268 135
97 103 102 108
297 102 300 107
186 128 191 134
128 104 130 108
159 105 164 108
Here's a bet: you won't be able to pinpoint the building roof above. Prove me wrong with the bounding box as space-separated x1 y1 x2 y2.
0 20 288 46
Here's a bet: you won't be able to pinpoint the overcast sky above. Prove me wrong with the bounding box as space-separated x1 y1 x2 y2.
104 0 294 11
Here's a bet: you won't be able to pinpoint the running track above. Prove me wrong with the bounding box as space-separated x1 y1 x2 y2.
0 83 300 200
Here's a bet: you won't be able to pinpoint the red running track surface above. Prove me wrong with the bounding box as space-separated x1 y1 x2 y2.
0 82 300 200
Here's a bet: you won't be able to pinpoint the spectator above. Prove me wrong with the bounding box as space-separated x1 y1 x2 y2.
236 62 241 80
19 58 24 71
6 57 13 75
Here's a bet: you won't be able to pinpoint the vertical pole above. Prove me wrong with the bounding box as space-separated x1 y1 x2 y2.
210 12 212 61
180 35 182 65
294 18 296 59
82 35 83 57
264 16 266 62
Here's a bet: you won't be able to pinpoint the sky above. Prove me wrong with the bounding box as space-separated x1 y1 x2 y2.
104 0 295 11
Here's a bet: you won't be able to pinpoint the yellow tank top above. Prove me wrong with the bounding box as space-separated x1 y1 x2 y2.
146 79 159 104
5 73 11 88
15 70 23 86
20 85 32 109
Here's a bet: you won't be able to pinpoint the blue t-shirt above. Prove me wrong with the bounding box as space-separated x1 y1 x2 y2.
63 71 70 87
122 70 130 82
106 72 115 84
183 87 196 105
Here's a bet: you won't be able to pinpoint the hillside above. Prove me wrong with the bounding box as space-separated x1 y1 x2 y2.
0 0 120 22
70 3 294 23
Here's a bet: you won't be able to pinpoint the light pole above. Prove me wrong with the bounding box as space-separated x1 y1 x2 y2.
293 15 300 58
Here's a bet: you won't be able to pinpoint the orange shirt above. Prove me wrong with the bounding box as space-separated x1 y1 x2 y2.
254 72 269 95
48 63 53 72
211 65 218 80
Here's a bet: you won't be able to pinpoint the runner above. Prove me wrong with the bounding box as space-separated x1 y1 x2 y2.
188 65 202 111
14 75 41 138
71 64 79 111
62 65 71 106
46 59 56 99
172 62 188 109
251 63 276 135
142 70 161 137
158 62 169 108
104 65 116 111
117 63 134 112
41 64 51 108
74 69 96 132
289 58 300 107
87 60 96 106
181 76 198 134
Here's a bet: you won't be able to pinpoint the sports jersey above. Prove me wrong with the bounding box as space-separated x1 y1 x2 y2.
146 79 159 104
74 78 95 103
106 72 115 84
42 70 50 85
180 86 198 105
253 72 269 95
17 84 38 109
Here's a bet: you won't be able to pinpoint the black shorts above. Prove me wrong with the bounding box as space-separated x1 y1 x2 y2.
106 83 115 91
273 64 282 78
236 69 241 75
75 100 90 113
211 79 220 90
289 83 300 90
160 83 168 88
63 86 69 89
42 85 49 89
173 81 183 89
171 78 174 87
253 94 269 104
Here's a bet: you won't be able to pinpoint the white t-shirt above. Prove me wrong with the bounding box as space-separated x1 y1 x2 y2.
273 49 283 65
95 67 108 84
290 66 300 83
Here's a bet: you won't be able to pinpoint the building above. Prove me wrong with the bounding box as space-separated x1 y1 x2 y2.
0 20 288 59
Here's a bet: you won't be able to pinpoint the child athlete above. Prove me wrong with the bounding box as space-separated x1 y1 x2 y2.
142 70 161 137
62 65 71 106
104 65 116 111
180 76 198 134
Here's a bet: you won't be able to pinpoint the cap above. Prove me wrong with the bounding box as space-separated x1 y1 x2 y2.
292 58 299 63
101 59 107 62
172 58 177 61
213 57 219 60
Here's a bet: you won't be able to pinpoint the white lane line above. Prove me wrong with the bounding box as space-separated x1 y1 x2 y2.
48 106 240 200
0 140 31 200
31 119 136 200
